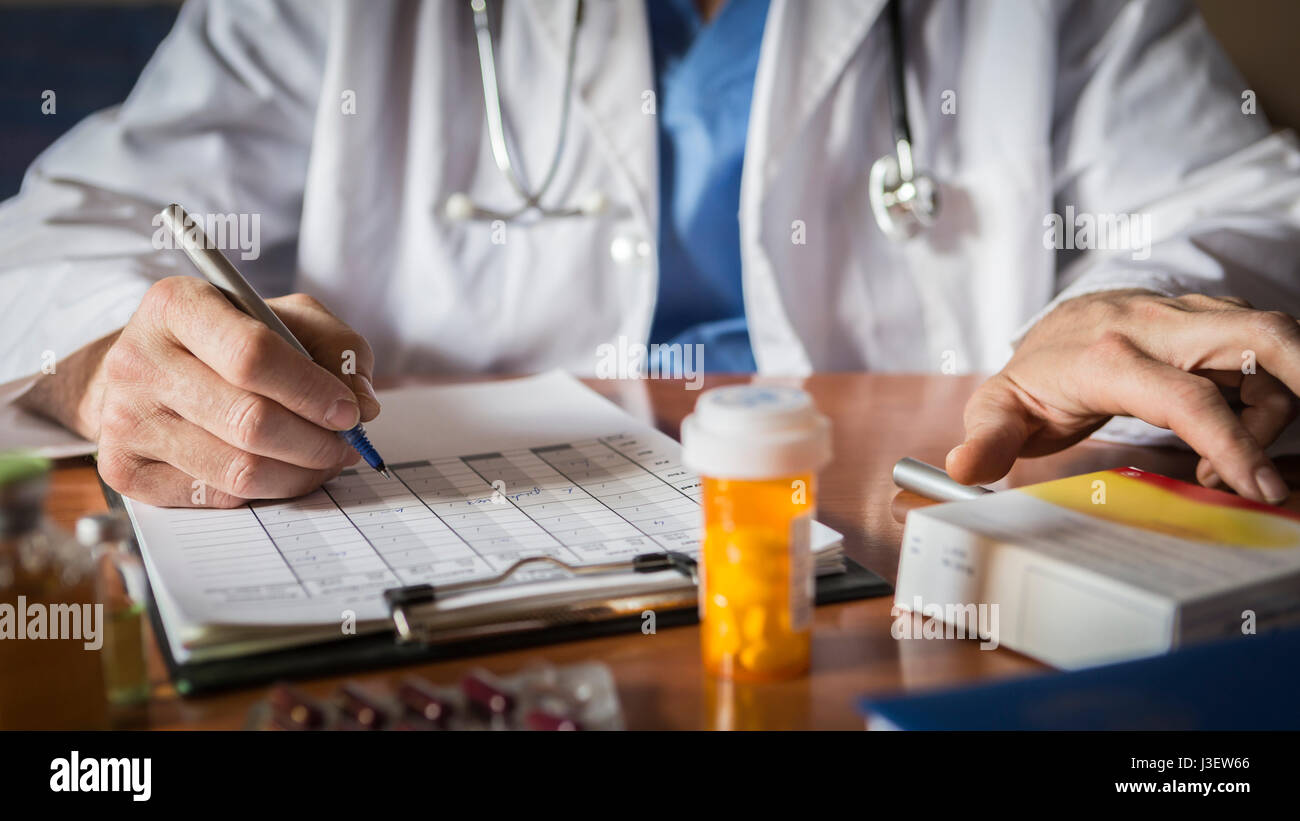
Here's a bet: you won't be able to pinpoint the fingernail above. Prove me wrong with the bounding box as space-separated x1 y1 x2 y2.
1196 459 1220 489
1254 465 1289 504
355 374 381 418
326 397 360 431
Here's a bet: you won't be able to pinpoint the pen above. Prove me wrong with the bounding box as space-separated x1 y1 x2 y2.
158 203 390 479
891 457 992 502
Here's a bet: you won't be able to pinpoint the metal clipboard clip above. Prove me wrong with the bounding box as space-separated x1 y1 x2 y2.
383 551 700 645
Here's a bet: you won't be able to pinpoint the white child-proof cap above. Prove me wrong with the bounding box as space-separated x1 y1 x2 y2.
681 386 832 480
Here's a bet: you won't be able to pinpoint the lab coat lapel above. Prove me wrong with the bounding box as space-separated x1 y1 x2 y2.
748 0 886 190
741 0 887 373
516 0 658 230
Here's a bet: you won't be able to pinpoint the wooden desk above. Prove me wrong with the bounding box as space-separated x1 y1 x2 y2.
44 373 1221 730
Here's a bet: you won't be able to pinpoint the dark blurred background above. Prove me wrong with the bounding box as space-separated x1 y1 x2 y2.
0 0 1295 201
0 1 180 198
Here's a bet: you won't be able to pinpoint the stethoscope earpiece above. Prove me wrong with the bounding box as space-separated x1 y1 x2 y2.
445 192 476 221
578 190 608 217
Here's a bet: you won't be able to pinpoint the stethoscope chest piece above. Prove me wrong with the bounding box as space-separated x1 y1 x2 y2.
869 0 941 242
868 150 939 241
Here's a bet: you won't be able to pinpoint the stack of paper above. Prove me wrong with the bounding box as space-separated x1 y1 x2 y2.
124 373 844 663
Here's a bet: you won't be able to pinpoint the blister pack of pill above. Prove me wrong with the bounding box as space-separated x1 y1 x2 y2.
246 662 624 731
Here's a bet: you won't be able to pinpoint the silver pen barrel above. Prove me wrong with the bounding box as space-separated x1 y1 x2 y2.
158 203 313 359
892 457 993 502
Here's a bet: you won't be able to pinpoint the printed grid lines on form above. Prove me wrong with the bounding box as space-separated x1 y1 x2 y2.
168 435 703 604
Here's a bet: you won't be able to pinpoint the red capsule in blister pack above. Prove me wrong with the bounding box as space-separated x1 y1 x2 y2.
398 678 452 728
524 709 581 731
269 684 328 730
339 683 389 730
462 672 515 720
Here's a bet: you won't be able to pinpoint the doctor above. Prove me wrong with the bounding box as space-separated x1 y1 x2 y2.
3 0 1300 508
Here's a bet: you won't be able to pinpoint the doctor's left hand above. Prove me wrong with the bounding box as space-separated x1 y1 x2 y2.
946 289 1299 504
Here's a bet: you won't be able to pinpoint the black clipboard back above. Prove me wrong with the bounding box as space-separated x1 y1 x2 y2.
151 557 890 694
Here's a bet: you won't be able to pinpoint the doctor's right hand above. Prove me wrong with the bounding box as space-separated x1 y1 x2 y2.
22 276 381 507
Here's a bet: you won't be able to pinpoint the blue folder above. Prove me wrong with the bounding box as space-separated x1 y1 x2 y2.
859 629 1300 730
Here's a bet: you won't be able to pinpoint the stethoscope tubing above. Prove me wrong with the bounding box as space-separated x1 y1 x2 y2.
463 0 585 220
884 0 916 179
455 0 935 235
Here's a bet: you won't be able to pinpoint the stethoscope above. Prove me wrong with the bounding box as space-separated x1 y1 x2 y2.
446 0 940 241
868 0 940 240
444 0 606 221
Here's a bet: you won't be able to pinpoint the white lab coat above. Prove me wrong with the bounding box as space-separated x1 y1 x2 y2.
3 0 1300 411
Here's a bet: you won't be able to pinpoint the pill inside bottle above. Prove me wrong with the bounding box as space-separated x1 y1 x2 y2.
682 386 831 682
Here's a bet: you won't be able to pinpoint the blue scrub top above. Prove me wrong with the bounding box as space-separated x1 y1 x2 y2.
647 0 769 374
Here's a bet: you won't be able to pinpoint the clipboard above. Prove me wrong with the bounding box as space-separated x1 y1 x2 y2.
102 478 892 695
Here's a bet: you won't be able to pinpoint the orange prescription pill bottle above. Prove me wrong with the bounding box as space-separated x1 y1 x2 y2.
681 386 831 682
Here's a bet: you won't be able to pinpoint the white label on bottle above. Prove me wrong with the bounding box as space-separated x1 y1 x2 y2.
790 513 813 631
697 544 708 621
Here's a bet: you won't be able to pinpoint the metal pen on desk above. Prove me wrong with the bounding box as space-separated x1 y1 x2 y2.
158 203 390 479
892 457 992 502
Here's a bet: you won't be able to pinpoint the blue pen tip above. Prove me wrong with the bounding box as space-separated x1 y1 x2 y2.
339 424 388 476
